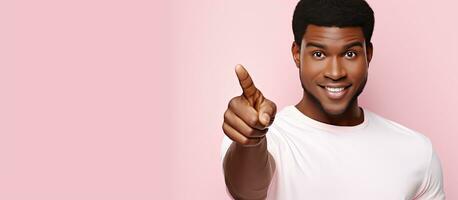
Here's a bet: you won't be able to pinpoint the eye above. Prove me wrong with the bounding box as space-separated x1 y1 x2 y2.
312 51 325 60
344 51 357 59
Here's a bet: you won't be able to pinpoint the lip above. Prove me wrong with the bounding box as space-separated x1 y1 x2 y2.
320 83 351 88
318 84 351 100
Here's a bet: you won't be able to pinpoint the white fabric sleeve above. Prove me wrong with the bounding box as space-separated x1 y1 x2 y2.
220 135 233 164
413 148 446 200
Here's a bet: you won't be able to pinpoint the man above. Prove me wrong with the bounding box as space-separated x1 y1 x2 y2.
221 0 445 199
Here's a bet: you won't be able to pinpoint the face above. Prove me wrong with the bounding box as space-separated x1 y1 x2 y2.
292 24 373 116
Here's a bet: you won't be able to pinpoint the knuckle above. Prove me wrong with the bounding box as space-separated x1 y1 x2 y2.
247 115 258 127
272 101 277 111
266 98 276 109
223 110 230 121
228 96 239 109
245 128 255 137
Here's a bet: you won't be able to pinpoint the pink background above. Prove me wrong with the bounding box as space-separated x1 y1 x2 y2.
1 0 456 199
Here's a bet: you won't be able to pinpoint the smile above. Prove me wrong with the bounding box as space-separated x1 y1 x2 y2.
320 85 351 100
325 86 345 93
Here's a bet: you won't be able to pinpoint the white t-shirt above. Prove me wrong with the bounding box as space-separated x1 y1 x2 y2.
221 105 445 200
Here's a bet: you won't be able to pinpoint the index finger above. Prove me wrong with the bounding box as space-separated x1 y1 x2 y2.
235 64 258 99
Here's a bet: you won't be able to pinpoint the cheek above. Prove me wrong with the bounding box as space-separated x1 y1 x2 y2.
343 60 368 81
300 61 324 86
300 59 326 76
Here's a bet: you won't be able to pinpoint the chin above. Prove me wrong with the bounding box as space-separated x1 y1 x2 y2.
321 102 349 116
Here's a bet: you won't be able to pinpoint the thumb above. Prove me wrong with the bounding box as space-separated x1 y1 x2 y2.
258 99 277 127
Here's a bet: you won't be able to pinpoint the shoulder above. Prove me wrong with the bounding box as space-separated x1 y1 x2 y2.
365 109 432 145
364 109 435 167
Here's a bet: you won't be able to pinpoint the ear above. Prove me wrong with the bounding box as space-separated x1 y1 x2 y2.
366 42 373 65
291 41 301 68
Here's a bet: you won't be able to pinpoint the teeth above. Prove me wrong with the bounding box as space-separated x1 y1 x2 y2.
325 86 344 93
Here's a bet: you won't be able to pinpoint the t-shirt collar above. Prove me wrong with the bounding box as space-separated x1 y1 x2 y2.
287 105 370 133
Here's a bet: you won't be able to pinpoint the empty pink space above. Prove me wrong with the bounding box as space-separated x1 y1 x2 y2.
1 0 457 199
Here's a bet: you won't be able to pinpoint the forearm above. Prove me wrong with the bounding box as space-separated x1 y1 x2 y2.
223 137 275 200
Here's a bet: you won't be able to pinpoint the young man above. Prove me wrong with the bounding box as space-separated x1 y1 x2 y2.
221 0 445 199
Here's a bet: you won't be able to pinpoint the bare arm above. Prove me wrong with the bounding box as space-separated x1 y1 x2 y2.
223 138 275 200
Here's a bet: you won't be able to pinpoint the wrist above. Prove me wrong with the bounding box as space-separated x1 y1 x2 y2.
239 136 266 147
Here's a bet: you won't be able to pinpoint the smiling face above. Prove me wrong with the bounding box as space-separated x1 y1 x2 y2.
292 24 373 116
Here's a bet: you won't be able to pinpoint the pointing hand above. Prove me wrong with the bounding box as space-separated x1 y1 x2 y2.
222 64 277 146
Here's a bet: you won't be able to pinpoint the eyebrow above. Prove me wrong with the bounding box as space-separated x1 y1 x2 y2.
305 41 364 49
305 42 326 49
344 41 364 49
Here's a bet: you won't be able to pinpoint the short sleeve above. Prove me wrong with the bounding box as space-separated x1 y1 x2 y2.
220 135 233 164
413 148 446 200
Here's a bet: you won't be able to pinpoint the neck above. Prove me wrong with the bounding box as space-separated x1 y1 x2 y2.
295 95 364 126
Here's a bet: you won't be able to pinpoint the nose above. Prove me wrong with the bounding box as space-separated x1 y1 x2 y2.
324 56 347 81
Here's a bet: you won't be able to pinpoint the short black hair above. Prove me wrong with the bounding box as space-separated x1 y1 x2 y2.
292 0 375 47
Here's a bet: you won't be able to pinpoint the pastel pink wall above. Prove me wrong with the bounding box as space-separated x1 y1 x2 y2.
1 0 456 199
1 0 171 199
